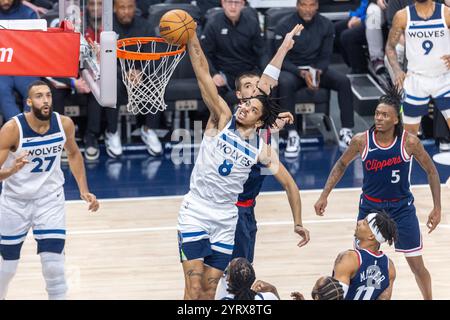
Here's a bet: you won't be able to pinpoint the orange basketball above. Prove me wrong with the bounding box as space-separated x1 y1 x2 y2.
159 10 196 46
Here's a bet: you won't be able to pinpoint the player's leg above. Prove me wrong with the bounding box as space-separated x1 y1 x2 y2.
432 72 450 131
0 195 31 299
201 265 224 300
405 255 432 300
33 188 67 300
203 206 238 299
402 74 430 135
177 194 214 299
181 259 205 300
391 197 432 299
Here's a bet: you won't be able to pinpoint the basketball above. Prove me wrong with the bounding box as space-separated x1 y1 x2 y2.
159 10 196 46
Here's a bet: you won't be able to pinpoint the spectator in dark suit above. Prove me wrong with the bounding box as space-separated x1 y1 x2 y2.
200 0 266 107
275 0 355 158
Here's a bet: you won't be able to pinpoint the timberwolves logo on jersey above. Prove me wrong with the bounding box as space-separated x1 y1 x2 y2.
406 3 450 76
2 112 66 199
216 130 257 175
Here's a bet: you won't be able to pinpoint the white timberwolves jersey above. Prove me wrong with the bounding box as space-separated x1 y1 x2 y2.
405 3 450 76
189 117 262 205
2 112 66 199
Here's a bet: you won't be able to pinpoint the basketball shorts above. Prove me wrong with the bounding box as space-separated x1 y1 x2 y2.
403 71 450 123
232 205 258 263
358 194 422 257
177 192 238 271
0 187 66 260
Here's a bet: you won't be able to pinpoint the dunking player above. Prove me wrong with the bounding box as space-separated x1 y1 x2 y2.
0 81 99 299
178 24 310 300
333 210 397 300
213 71 294 299
314 87 441 299
386 0 450 134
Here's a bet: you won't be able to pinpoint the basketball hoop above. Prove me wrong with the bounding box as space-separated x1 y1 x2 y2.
117 37 186 115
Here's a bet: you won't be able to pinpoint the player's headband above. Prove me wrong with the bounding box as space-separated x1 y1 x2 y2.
367 212 386 244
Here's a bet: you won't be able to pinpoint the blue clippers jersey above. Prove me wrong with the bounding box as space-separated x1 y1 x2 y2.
362 130 412 200
346 249 390 300
238 128 271 202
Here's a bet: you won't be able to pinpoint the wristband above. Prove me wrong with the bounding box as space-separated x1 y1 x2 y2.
263 64 280 81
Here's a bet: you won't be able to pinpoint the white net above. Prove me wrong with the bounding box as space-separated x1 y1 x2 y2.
118 39 185 115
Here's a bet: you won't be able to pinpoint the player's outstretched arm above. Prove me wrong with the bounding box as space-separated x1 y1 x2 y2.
405 135 441 233
258 24 304 95
314 133 363 216
378 259 396 300
259 143 310 248
0 120 29 181
385 9 407 88
187 32 231 127
61 116 99 212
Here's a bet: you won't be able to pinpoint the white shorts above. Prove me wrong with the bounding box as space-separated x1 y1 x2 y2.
403 71 450 122
0 188 66 258
177 192 238 271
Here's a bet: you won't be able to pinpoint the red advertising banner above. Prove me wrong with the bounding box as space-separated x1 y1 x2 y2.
0 26 80 77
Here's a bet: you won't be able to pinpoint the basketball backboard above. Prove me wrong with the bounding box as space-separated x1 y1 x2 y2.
59 0 117 107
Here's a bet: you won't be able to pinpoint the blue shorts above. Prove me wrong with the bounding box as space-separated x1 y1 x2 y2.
232 205 258 263
358 194 422 256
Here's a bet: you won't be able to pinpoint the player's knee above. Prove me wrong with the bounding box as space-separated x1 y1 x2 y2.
187 283 203 300
0 259 19 280
40 252 67 300
203 285 218 300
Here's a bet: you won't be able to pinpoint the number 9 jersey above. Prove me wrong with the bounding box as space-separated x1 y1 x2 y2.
405 2 450 77
2 112 66 199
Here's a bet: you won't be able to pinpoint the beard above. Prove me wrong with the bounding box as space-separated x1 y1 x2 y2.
32 105 52 121
415 0 428 3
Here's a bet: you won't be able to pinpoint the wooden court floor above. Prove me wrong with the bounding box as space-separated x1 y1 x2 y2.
6 185 450 300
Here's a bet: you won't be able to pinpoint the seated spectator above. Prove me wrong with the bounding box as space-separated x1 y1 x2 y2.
275 0 355 157
365 0 388 74
291 276 344 300
0 0 41 121
218 257 280 300
200 0 266 108
334 0 369 73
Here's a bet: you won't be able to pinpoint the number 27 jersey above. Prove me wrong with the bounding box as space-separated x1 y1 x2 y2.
2 112 66 199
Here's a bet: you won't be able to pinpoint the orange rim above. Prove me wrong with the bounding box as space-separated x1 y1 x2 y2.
117 37 186 61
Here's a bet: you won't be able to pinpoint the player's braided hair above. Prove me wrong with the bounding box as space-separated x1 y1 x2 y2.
227 258 257 300
370 85 404 138
369 209 399 246
311 276 344 300
240 86 282 129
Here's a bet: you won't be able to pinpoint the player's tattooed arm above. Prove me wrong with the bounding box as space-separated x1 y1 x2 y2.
187 32 231 128
405 134 441 233
333 250 358 286
385 10 407 87
378 259 396 300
